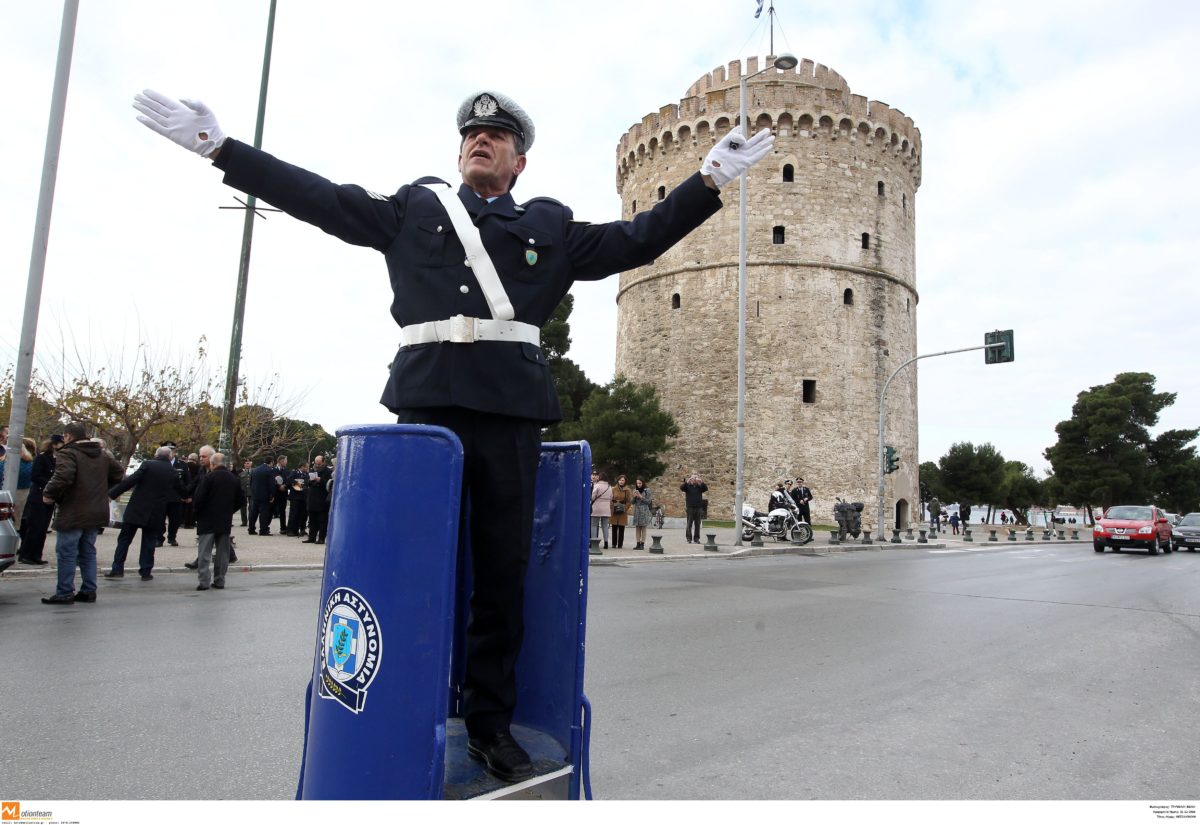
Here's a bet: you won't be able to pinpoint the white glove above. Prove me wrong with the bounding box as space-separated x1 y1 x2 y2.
701 126 775 188
133 89 227 158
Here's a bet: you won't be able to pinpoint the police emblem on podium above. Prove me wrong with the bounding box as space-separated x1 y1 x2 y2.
317 586 383 713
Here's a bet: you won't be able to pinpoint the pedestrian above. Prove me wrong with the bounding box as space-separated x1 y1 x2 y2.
105 445 189 581
248 458 276 536
192 452 246 591
156 442 190 547
272 455 290 534
238 458 252 526
680 473 708 544
949 511 960 535
589 471 612 550
134 83 769 784
17 434 62 565
11 437 36 532
304 455 332 544
181 452 201 529
39 422 124 604
610 475 631 549
182 445 221 570
630 478 653 551
286 461 309 537
928 497 941 533
790 476 813 524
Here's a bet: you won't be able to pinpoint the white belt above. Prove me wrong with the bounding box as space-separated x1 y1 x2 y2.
399 315 540 346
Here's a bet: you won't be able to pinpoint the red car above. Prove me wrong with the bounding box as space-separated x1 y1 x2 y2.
1093 505 1174 554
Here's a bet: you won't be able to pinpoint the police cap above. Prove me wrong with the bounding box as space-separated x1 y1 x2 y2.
457 91 535 154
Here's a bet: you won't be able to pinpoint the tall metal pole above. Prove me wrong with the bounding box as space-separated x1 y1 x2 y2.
218 0 277 456
875 342 1005 537
5 0 79 493
734 72 750 544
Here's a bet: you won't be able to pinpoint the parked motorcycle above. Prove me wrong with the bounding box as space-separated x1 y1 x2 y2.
833 497 864 541
742 490 813 543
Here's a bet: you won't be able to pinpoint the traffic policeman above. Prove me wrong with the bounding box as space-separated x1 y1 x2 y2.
133 87 774 783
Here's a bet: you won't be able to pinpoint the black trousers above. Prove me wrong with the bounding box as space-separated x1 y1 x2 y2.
248 497 272 534
273 495 288 533
306 507 328 542
287 499 308 535
110 521 160 576
18 491 53 562
161 501 183 542
396 407 540 739
685 506 704 541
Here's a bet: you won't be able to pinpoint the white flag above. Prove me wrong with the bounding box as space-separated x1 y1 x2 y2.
755 0 765 18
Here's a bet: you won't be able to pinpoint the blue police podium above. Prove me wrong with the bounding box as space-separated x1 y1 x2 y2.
296 424 594 800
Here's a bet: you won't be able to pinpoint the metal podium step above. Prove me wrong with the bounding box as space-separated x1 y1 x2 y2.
443 720 574 800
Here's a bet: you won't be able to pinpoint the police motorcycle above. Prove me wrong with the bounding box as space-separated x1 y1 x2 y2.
741 487 813 543
833 497 865 541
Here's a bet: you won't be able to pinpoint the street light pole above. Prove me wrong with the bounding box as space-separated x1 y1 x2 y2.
218 0 277 457
5 0 79 493
733 54 796 545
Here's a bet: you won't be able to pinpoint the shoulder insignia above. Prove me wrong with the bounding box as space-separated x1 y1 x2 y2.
366 190 390 202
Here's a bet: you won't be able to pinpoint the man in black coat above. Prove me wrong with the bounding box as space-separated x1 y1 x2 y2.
271 455 290 534
157 442 190 547
134 87 771 783
105 446 187 581
303 455 332 544
247 459 276 536
192 452 246 591
285 461 308 537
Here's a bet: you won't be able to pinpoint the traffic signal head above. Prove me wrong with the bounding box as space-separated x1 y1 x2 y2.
884 445 900 474
985 329 1014 364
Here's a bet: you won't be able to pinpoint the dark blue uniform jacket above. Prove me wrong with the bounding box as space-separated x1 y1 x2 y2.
213 139 723 422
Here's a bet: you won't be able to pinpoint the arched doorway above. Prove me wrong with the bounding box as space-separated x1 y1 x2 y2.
894 499 910 530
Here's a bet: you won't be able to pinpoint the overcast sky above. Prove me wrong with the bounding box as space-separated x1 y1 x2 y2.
4 0 1198 475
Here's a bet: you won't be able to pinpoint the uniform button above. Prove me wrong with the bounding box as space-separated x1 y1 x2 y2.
437 225 444 233
459 285 469 294
464 259 470 266
528 238 535 244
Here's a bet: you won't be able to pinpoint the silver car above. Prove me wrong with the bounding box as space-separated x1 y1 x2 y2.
0 490 19 573
1171 512 1200 552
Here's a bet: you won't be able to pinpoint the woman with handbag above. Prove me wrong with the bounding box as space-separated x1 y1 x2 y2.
630 478 653 550
610 474 632 549
590 471 612 549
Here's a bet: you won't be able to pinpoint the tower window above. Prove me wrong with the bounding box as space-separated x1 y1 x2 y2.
802 380 816 404
657 186 666 201
861 232 870 249
877 181 885 196
843 288 854 306
783 164 795 182
671 293 681 309
773 226 785 244
902 193 907 212
632 199 637 214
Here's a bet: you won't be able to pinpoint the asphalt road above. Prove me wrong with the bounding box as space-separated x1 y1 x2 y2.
2 542 1197 800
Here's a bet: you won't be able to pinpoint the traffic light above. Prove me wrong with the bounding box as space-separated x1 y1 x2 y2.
884 445 900 474
985 329 1014 364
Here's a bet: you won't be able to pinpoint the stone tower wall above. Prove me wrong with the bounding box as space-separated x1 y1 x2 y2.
612 58 922 531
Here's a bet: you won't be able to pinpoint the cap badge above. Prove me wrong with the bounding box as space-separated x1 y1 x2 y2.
473 94 499 118
525 249 538 266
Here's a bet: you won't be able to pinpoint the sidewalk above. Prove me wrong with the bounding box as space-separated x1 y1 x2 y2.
3 521 1092 580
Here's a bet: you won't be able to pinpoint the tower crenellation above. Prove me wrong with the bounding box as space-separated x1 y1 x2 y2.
612 57 922 531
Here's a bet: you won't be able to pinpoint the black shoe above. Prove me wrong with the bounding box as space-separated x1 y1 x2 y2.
603 543 608 549
184 561 198 570
259 532 272 537
140 574 154 581
196 585 210 591
212 583 224 589
248 530 257 535
41 594 75 605
74 591 97 603
467 731 534 783
302 538 316 543
103 571 124 578
155 540 164 547
19 557 48 566
168 539 179 546
317 539 325 544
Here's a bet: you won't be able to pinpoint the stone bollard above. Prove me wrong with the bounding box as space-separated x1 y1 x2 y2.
963 528 973 542
1006 529 1015 541
649 535 664 554
589 536 602 556
905 527 914 541
918 529 928 544
704 533 719 552
750 532 764 548
891 529 902 544
1057 529 1066 540
1042 529 1052 541
862 530 873 545
828 529 841 545
1025 529 1034 541
1070 529 1079 541
989 529 998 542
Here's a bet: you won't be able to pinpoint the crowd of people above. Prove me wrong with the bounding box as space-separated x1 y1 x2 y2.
589 472 658 550
2 421 333 603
